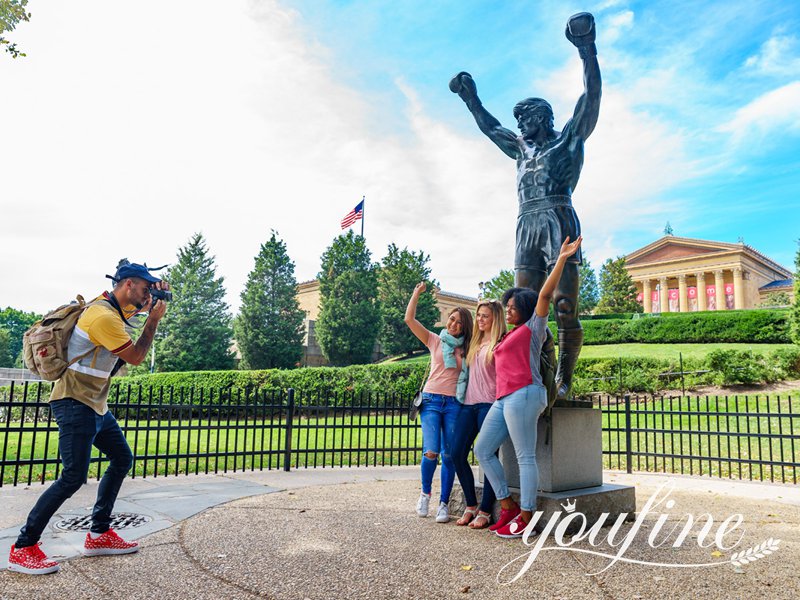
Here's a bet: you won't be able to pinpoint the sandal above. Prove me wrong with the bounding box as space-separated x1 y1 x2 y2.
469 511 492 529
456 507 478 526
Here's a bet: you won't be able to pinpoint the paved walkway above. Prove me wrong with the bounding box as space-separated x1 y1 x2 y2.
1 468 799 599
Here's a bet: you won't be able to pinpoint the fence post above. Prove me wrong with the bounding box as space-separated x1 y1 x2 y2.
618 357 624 395
624 393 633 474
679 352 685 397
283 388 295 472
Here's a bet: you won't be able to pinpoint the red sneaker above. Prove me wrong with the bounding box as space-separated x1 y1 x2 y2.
488 507 521 532
495 514 533 539
7 542 60 575
83 529 139 556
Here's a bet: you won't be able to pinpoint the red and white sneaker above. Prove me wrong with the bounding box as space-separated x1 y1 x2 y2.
7 542 61 575
488 507 521 532
495 514 532 539
83 529 139 556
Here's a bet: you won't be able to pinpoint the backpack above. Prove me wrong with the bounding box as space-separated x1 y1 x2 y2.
22 295 100 381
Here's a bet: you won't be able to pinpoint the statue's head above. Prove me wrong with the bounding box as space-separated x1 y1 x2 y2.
513 98 555 138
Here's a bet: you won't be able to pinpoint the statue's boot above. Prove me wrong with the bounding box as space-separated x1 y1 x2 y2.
555 327 584 401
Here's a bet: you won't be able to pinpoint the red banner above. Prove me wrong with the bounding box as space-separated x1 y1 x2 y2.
687 287 697 299
668 289 679 300
706 285 716 296
725 283 734 295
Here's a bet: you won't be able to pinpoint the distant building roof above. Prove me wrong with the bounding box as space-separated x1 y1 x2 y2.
760 279 794 291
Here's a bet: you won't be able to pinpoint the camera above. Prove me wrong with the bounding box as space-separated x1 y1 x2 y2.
151 288 173 302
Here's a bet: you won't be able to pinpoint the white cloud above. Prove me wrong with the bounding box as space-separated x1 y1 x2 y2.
604 10 635 43
743 34 800 77
718 81 800 143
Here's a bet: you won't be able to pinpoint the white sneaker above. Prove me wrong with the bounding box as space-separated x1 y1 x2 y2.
416 492 431 517
435 501 450 523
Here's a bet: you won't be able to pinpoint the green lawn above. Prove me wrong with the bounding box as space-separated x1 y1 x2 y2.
2 394 798 486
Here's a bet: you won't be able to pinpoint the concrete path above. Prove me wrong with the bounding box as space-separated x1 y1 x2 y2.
1 468 799 599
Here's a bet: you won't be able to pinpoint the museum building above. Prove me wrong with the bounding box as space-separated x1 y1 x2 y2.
296 280 478 365
624 236 794 313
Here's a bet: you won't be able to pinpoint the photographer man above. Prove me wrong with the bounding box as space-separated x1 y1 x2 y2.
8 262 170 575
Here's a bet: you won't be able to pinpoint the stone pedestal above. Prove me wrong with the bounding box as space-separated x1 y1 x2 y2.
453 404 635 532
497 406 603 492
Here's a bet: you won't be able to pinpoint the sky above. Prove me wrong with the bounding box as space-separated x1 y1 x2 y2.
1 0 799 315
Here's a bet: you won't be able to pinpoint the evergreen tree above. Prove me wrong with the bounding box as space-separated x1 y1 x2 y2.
155 233 235 372
0 328 13 367
316 230 381 366
793 243 800 344
378 244 439 356
235 231 305 369
481 270 514 299
596 256 643 314
578 258 599 315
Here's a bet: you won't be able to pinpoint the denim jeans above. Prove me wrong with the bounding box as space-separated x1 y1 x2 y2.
474 384 547 511
16 398 133 548
418 393 460 503
450 402 497 513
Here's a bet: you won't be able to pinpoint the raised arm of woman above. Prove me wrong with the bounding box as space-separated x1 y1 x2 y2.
535 236 583 318
405 282 433 344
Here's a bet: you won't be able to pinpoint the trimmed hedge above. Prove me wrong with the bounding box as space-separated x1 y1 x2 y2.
547 309 791 345
4 346 798 404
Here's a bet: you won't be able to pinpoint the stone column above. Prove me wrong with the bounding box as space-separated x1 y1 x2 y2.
714 270 725 310
659 277 669 313
678 274 688 313
696 272 707 311
643 280 652 313
733 267 744 309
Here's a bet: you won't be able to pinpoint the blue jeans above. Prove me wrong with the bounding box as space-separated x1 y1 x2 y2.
16 398 133 548
450 402 497 512
474 384 547 511
419 393 460 503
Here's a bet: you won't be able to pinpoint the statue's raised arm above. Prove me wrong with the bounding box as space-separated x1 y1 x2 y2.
449 71 520 160
565 12 601 140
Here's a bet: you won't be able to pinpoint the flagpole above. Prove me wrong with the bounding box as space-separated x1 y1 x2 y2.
361 195 365 238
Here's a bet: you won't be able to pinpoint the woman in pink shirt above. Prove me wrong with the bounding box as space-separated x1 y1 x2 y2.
405 282 473 523
474 236 582 539
450 300 505 529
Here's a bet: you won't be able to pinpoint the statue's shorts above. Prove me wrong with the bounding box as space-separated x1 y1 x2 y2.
515 195 582 272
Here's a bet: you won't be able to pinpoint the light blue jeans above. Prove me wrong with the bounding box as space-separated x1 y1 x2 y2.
474 384 547 511
419 393 460 502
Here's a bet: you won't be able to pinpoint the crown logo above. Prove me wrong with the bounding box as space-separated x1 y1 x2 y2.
561 499 576 513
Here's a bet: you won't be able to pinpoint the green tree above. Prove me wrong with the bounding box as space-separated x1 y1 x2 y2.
0 306 40 363
378 244 439 356
155 233 235 372
793 243 800 344
596 256 643 314
0 328 13 367
578 259 599 315
758 291 792 308
1 0 30 58
234 231 305 369
481 269 514 299
316 230 381 366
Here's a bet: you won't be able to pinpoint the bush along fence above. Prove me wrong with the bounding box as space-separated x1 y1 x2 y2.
1 381 798 488
552 308 792 345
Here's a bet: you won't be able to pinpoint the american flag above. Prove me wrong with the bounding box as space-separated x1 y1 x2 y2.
340 200 364 229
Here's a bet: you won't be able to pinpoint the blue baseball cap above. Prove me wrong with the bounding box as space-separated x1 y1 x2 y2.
109 260 164 284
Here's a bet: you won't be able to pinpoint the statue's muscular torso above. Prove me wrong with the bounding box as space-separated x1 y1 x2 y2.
515 122 584 204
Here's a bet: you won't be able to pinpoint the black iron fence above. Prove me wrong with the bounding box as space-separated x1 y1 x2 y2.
1 382 798 487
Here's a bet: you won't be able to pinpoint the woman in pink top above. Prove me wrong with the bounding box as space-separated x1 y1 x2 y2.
405 282 473 523
474 236 582 539
450 300 505 529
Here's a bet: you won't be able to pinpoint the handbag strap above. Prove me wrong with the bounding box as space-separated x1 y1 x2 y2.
417 358 431 394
